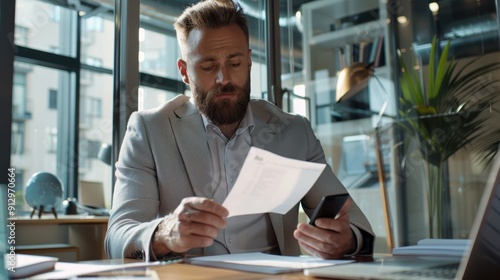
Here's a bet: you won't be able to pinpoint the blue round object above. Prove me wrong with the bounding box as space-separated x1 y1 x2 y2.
25 172 63 210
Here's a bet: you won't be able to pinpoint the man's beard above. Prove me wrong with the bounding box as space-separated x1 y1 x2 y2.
194 78 251 126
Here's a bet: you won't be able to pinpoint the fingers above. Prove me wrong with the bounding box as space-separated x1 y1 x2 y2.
335 197 352 219
297 239 338 259
314 198 352 230
158 197 228 253
294 223 352 259
177 197 228 229
294 225 345 259
294 199 355 259
179 207 227 229
177 197 229 218
161 219 217 253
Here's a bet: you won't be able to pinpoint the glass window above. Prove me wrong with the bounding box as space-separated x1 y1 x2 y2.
10 62 71 212
15 0 76 57
78 8 115 209
78 70 113 209
139 27 180 80
240 0 268 99
81 14 114 69
10 0 116 212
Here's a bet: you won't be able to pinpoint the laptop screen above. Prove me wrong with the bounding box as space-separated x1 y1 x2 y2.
458 150 500 279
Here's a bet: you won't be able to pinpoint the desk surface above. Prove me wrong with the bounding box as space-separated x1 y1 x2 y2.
13 215 108 225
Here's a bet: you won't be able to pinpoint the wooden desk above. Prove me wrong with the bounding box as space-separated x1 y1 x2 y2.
150 263 315 279
14 215 108 261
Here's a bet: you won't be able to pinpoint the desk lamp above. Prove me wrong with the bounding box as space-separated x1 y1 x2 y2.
336 62 374 103
336 62 394 251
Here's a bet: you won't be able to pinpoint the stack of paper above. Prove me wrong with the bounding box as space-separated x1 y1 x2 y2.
392 239 472 257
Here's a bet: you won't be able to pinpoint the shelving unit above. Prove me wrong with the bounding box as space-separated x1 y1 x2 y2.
300 0 399 253
301 0 393 126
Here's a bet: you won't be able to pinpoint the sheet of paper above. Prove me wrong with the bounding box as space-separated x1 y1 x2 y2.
188 252 353 271
31 261 163 279
223 147 326 217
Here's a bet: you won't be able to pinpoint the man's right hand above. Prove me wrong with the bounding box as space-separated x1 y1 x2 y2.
152 197 229 256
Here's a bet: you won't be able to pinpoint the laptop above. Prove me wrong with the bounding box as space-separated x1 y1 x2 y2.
304 148 500 279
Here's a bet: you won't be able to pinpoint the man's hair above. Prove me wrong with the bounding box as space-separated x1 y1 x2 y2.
174 0 249 44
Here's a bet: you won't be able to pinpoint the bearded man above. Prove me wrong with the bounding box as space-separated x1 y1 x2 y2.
105 0 374 261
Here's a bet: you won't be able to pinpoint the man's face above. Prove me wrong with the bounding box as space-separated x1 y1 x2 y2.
177 24 252 125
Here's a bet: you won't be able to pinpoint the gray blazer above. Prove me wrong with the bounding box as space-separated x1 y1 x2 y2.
105 95 374 260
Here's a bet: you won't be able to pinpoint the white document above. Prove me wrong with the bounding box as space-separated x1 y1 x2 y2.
31 261 163 279
189 252 352 268
187 252 353 274
222 147 326 217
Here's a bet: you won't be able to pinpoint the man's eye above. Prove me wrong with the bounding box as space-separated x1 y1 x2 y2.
229 62 241 67
201 65 216 71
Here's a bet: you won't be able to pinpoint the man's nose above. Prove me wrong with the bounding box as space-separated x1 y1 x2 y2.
216 67 231 85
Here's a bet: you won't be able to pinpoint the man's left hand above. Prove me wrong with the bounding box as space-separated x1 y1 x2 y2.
293 198 356 259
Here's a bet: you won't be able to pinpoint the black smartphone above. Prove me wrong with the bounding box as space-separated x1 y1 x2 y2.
309 194 350 226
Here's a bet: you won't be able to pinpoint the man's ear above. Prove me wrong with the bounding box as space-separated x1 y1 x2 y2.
247 48 252 69
177 58 189 84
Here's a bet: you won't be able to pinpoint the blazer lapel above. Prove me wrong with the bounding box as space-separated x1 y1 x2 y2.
250 103 282 151
171 100 212 198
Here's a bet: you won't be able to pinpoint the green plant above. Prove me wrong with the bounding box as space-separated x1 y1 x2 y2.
399 36 500 166
398 36 500 237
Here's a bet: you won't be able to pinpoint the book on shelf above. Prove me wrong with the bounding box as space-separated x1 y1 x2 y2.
358 41 369 63
368 36 380 63
373 35 384 67
343 44 352 68
392 239 472 257
352 43 360 64
333 46 343 73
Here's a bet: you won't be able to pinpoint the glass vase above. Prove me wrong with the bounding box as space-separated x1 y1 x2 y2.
426 160 452 239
